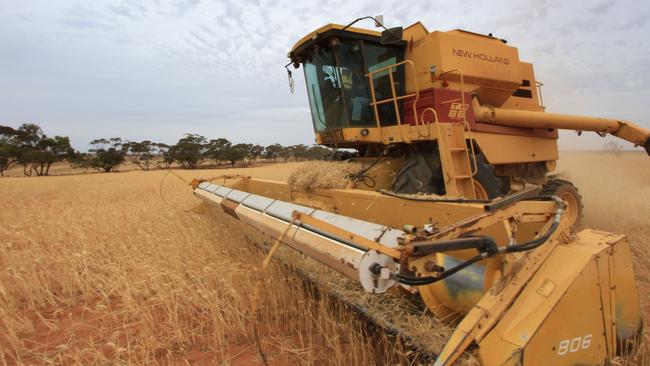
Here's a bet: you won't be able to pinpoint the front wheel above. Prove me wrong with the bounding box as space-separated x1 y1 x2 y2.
541 179 583 229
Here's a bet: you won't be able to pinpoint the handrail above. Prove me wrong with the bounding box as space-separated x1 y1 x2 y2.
536 81 545 108
366 60 424 142
419 107 436 141
426 107 454 188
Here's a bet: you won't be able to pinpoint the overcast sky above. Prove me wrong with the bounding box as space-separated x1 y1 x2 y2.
1 0 649 151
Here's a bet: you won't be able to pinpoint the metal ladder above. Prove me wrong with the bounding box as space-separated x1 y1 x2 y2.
436 121 478 199
434 68 479 199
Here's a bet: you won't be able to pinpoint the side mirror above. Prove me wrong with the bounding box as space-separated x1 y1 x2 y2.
381 27 403 45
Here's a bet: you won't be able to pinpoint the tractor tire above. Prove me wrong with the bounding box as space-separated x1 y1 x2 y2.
541 179 583 229
391 151 508 199
471 153 509 199
391 151 445 195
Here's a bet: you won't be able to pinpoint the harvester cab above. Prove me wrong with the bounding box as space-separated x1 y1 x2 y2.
193 18 648 366
287 18 650 227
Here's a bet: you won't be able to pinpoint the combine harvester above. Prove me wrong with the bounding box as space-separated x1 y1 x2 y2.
193 18 650 365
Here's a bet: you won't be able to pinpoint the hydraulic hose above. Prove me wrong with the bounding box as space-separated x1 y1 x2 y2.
396 195 565 286
396 253 486 286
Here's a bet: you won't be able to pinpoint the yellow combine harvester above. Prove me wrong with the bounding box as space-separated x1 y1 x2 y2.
194 18 649 365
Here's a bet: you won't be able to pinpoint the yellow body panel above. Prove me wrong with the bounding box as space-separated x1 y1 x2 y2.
316 125 558 165
229 177 482 228
433 229 641 366
473 131 559 164
480 238 608 365
405 29 522 107
500 62 545 112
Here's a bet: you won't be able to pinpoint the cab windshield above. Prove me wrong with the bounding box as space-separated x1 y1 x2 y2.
303 39 403 132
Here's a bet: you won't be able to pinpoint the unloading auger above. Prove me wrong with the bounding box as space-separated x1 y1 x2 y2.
192 176 642 365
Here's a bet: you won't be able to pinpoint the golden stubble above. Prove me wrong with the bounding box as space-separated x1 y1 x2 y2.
0 152 648 365
0 163 394 365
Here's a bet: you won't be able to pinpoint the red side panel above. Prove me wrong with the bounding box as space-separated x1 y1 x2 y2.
401 88 558 139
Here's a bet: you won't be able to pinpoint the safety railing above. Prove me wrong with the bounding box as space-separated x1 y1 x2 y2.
365 60 428 142
366 63 481 198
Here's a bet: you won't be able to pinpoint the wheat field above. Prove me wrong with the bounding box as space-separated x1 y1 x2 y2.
0 152 649 365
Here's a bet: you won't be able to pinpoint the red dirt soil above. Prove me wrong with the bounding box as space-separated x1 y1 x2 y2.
4 295 291 365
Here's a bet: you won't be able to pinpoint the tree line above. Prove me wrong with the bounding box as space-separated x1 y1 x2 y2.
0 123 334 176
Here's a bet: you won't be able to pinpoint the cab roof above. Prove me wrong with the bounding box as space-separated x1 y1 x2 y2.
288 23 382 59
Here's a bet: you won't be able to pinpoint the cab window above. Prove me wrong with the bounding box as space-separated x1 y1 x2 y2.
303 38 404 132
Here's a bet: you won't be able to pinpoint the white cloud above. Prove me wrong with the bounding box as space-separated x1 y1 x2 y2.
0 0 648 152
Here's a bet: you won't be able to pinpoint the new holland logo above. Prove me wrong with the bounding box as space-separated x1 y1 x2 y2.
452 49 510 65
449 102 469 119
